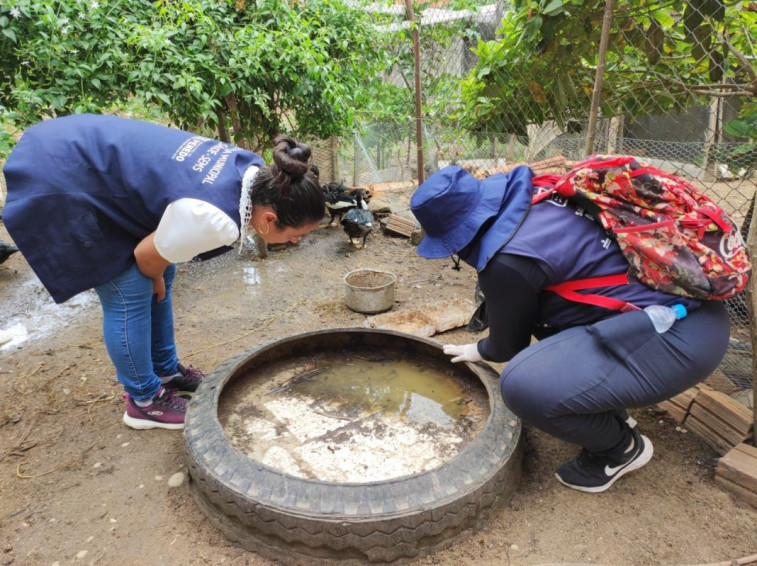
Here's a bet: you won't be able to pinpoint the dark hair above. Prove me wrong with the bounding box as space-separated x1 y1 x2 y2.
249 134 325 228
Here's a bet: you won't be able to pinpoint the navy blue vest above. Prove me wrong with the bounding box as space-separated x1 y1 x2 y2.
3 114 265 303
503 191 701 327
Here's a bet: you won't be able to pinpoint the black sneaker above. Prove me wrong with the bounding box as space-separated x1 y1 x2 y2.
164 363 205 397
555 428 653 493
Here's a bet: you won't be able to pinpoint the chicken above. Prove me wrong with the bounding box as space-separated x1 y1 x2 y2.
323 182 361 226
323 183 372 227
0 240 19 265
341 190 373 249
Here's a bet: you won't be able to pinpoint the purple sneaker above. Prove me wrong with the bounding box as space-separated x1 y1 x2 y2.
164 363 205 397
123 387 187 430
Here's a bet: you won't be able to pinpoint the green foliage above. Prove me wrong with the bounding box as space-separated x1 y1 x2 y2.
0 0 386 153
1 1 137 123
454 0 756 136
0 113 20 158
366 1 485 131
715 101 757 172
724 102 757 140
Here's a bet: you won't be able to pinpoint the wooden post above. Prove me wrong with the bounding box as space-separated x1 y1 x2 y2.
746 193 757 446
353 132 360 187
404 0 425 185
607 115 622 154
506 133 517 162
584 0 614 157
330 136 339 184
702 94 721 182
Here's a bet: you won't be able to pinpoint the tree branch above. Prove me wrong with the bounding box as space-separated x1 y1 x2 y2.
719 31 757 83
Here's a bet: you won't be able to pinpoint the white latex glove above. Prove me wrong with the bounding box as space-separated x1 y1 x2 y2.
443 343 483 363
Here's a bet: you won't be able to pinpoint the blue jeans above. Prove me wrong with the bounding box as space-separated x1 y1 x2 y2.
94 263 180 402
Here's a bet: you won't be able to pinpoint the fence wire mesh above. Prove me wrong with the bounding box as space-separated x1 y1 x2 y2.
1 0 754 407
310 0 756 403
316 124 754 398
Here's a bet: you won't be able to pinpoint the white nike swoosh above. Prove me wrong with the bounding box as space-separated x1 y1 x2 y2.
605 438 637 475
604 462 628 476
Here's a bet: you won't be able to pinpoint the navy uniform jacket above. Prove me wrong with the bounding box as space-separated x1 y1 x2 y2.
3 114 264 303
492 191 701 329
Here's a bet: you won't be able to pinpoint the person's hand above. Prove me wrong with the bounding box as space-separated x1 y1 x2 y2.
443 343 483 363
134 232 171 302
152 277 166 302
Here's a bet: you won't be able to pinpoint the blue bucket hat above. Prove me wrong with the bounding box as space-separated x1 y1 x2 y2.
410 165 534 271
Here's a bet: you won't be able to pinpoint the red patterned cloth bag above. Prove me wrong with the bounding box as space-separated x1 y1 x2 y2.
531 155 751 311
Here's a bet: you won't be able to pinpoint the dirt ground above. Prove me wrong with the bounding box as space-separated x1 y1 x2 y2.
1 207 756 566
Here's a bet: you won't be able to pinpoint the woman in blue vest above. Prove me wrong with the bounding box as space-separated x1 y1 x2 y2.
410 165 729 493
3 114 325 431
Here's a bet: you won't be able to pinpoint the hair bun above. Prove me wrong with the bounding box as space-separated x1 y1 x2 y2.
272 134 311 180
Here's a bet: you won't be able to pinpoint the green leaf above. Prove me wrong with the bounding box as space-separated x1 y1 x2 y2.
542 0 565 17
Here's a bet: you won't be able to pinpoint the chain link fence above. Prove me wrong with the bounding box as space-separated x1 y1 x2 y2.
0 1 754 407
310 1 757 404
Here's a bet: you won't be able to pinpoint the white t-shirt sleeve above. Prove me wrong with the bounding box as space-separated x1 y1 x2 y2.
154 198 240 263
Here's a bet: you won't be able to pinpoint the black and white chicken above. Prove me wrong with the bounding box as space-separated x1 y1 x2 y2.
0 240 19 265
323 182 359 226
341 190 373 249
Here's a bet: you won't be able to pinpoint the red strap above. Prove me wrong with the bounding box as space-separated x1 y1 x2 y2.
545 273 641 312
694 207 732 232
532 174 562 188
548 273 630 290
530 177 576 203
531 187 556 204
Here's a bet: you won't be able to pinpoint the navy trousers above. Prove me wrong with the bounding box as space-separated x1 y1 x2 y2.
500 301 730 452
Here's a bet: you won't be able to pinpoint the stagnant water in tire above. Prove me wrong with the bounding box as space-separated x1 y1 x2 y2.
218 348 490 483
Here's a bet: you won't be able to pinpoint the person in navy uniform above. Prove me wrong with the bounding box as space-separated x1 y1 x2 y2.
3 114 325 430
410 165 729 493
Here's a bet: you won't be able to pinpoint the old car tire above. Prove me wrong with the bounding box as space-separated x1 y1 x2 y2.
184 328 523 565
